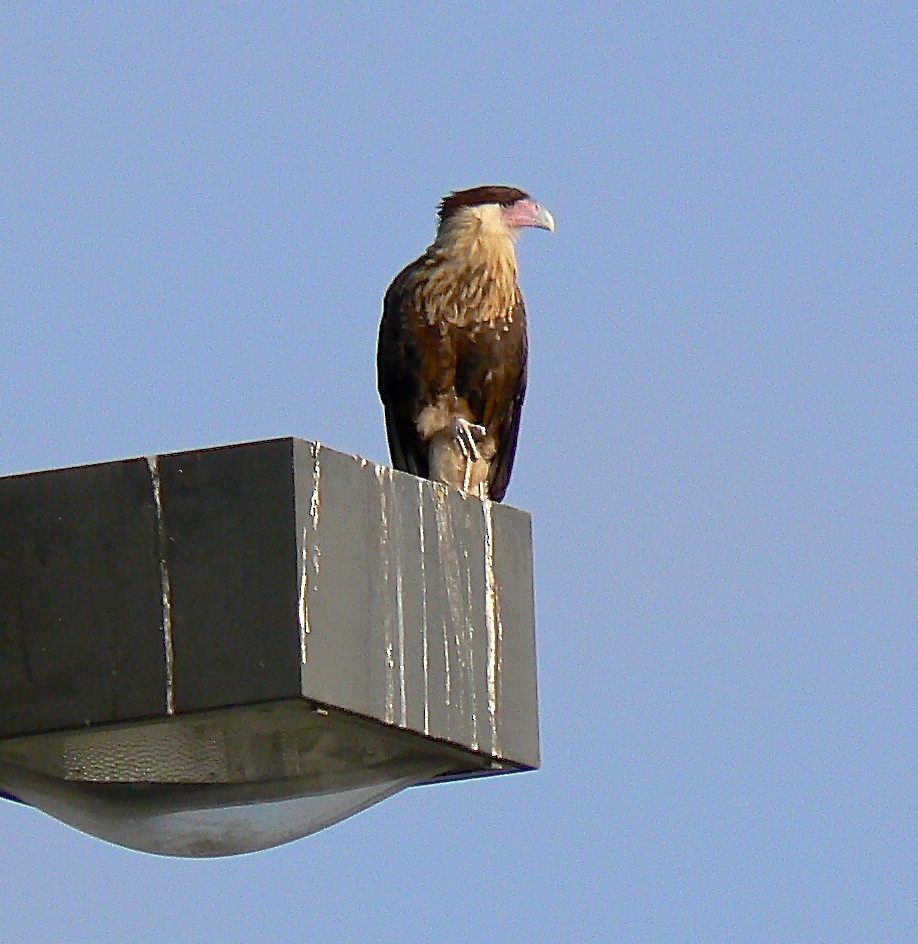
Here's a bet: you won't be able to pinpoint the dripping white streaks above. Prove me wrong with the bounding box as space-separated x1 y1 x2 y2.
298 443 323 665
146 455 175 715
433 490 458 718
375 465 397 724
482 498 503 754
418 479 430 733
434 489 478 747
298 522 309 665
391 473 407 727
460 507 478 751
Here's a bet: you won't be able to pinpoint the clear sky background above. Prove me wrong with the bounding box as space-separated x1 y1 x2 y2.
1 5 915 942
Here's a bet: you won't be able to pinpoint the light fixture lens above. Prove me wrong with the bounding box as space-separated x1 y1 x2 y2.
0 701 475 856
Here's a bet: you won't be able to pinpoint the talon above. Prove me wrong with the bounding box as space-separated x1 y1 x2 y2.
451 418 486 461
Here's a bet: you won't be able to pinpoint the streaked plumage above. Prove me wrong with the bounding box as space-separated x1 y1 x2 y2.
377 185 553 501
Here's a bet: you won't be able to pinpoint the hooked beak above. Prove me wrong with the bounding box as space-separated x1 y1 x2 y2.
502 197 556 233
532 206 555 232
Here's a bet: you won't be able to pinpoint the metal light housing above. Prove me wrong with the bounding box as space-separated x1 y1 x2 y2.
0 439 539 856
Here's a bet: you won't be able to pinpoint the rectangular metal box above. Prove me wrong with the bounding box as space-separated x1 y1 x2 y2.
0 439 539 775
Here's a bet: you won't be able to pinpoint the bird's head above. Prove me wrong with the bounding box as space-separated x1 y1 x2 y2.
437 186 555 243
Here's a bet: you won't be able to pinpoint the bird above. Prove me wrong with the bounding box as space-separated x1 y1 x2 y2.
377 185 554 502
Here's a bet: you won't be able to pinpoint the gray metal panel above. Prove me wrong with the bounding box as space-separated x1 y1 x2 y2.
487 503 539 767
294 444 540 769
0 459 166 738
157 440 302 712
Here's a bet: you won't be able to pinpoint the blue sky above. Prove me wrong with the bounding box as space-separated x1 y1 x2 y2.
1 5 915 942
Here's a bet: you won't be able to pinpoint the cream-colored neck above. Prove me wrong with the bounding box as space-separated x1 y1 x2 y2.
421 205 520 326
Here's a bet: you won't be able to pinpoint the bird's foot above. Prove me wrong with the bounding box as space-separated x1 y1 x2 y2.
451 417 487 461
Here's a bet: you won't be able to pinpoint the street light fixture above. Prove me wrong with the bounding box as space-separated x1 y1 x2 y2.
0 439 539 856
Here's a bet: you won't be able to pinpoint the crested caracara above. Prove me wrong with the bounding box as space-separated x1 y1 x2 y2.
377 185 554 501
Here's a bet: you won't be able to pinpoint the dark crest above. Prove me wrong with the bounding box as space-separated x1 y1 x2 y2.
438 185 530 223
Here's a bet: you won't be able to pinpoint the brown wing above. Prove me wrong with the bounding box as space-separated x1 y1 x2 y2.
377 258 429 479
457 296 528 503
488 316 527 502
